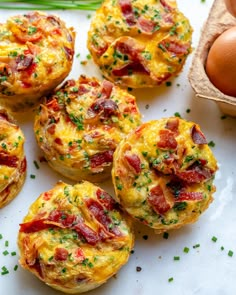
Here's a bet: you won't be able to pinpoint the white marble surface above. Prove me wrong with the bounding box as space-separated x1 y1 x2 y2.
1 1 236 294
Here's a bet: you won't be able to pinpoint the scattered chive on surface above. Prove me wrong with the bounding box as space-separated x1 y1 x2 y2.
212 236 217 242
228 250 234 257
0 0 102 10
173 256 180 261
168 277 174 282
183 247 190 253
163 232 169 240
33 160 40 169
193 244 200 249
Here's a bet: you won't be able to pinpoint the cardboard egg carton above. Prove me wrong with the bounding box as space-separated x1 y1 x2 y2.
188 0 236 116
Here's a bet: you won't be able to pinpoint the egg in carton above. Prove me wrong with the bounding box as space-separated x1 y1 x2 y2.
188 0 236 117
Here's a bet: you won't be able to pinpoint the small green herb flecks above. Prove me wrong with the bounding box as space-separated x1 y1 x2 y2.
174 112 181 118
5 241 8 247
186 108 191 113
228 250 234 257
193 244 200 249
183 247 189 253
163 232 169 239
168 277 174 282
221 115 227 120
142 235 148 240
33 160 40 169
212 236 217 242
30 174 36 179
208 141 215 147
14 265 18 271
221 246 224 251
166 81 172 87
173 256 180 261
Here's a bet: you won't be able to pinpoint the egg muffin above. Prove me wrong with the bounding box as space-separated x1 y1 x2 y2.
112 117 218 233
18 181 134 294
0 11 75 112
0 108 26 208
34 75 142 182
87 0 192 88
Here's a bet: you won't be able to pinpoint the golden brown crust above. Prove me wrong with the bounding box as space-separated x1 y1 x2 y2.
0 108 26 208
34 75 141 182
0 11 75 112
18 181 134 293
112 117 218 233
87 0 192 88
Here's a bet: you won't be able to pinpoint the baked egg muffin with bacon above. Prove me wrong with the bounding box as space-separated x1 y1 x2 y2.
0 11 75 112
87 0 192 88
18 181 134 294
34 75 141 182
112 117 218 233
0 108 26 208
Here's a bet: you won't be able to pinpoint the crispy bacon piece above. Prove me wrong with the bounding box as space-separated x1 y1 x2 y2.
63 46 74 61
138 17 155 33
20 157 27 173
31 258 43 278
89 98 118 119
148 185 172 215
54 138 63 145
16 55 34 71
99 80 113 99
157 129 177 149
86 198 121 236
90 150 114 168
177 165 212 183
74 221 100 246
165 118 179 134
46 124 56 135
159 40 189 55
19 219 49 233
74 248 85 261
160 0 173 12
96 189 117 210
54 248 69 261
112 61 149 76
46 98 61 112
0 153 18 168
175 191 203 202
119 0 136 26
124 153 141 174
191 125 207 145
48 210 76 227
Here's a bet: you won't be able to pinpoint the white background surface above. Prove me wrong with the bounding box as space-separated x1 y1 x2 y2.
1 1 236 294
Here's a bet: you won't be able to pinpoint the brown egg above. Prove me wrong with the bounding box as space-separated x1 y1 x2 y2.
224 0 236 17
205 26 236 97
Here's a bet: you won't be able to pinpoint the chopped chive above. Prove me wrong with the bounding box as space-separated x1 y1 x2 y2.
5 240 9 247
173 256 180 261
193 244 200 249
168 277 174 282
183 247 189 253
174 112 181 118
142 235 148 240
212 236 217 242
33 160 40 169
0 234 2 239
163 232 169 239
3 250 9 256
208 141 215 147
221 246 224 251
14 265 18 271
228 250 234 257
166 81 172 87
30 174 36 179
11 251 17 256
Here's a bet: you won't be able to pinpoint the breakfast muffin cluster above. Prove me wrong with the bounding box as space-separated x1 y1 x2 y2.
0 11 75 112
112 117 218 233
0 3 219 295
87 0 193 88
34 75 141 182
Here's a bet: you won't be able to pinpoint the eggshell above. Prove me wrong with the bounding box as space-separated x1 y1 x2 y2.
205 26 236 97
224 0 236 17
188 0 236 116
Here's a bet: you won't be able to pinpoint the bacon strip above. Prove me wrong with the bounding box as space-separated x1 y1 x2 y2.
175 192 203 202
96 189 117 210
0 153 18 168
54 248 69 261
191 125 207 145
148 185 172 215
112 61 149 76
90 150 114 168
165 118 179 134
157 129 177 149
177 165 212 183
124 153 141 174
119 0 136 26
